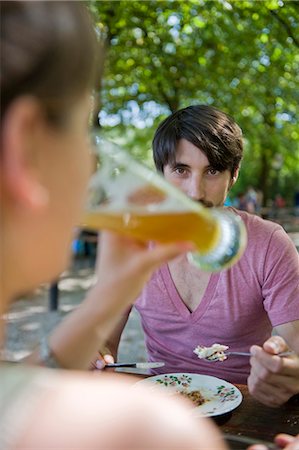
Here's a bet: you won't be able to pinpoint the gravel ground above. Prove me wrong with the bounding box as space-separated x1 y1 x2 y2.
3 257 147 366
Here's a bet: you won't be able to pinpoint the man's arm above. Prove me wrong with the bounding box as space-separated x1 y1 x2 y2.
248 320 299 407
276 320 299 354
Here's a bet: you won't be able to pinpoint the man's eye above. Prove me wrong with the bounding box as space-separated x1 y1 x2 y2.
208 168 219 175
174 167 187 175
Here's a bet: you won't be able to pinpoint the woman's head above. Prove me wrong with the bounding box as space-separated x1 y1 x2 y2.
0 2 101 299
1 1 98 125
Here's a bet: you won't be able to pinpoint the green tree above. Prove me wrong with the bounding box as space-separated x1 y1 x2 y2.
89 0 299 205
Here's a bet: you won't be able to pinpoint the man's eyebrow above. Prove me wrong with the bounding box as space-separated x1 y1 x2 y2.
171 161 216 170
206 164 217 169
170 161 190 168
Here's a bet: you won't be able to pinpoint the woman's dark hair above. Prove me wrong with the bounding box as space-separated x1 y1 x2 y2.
153 105 243 177
1 1 101 126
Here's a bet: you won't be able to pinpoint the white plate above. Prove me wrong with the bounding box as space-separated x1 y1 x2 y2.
136 373 242 417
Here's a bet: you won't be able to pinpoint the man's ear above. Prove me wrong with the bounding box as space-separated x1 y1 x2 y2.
230 167 240 189
1 97 49 210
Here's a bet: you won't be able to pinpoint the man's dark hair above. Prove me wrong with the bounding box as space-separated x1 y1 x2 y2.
153 105 243 177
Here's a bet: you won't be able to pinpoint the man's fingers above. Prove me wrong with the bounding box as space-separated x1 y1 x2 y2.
250 346 299 377
248 376 290 407
263 336 289 355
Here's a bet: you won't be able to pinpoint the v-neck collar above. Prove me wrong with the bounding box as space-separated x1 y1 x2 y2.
160 264 220 322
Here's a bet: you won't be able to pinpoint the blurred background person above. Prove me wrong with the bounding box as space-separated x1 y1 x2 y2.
245 186 258 214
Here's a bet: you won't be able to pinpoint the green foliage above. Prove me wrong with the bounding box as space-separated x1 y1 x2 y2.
89 0 299 205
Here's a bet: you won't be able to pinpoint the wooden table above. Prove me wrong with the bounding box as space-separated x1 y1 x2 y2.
218 384 299 442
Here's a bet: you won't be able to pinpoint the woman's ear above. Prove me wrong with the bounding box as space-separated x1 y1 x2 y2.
1 97 49 210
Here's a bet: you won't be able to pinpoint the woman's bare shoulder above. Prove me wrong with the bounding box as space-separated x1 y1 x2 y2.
12 368 225 450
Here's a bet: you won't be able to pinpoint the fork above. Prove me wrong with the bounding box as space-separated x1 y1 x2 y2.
205 350 294 362
224 350 293 357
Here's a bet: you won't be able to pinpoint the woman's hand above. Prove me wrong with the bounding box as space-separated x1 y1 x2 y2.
89 349 114 370
95 231 195 305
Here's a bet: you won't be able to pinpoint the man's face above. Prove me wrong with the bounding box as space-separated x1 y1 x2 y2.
163 139 237 207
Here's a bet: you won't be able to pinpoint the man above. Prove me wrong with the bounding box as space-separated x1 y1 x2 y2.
98 105 299 407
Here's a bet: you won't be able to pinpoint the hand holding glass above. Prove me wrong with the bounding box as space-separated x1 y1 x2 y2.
82 136 247 272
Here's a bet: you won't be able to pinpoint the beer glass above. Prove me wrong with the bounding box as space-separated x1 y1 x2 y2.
82 135 247 272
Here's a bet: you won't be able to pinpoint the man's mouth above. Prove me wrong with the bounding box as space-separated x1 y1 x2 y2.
198 199 214 208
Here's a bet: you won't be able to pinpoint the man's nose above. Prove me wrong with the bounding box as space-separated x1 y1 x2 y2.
186 176 204 202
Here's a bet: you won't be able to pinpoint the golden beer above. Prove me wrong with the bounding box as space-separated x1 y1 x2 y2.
82 209 220 254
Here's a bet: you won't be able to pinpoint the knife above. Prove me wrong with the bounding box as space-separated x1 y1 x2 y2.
105 361 165 369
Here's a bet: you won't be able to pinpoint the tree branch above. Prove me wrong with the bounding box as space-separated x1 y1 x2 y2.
270 9 299 47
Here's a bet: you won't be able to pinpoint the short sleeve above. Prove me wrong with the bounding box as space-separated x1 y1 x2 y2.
262 228 299 327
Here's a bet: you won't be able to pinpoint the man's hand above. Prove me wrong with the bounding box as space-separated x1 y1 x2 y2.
247 336 299 407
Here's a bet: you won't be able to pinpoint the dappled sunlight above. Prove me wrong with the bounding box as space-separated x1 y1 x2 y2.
3 349 30 361
59 275 96 292
76 267 95 278
4 306 47 322
4 257 146 363
20 322 41 332
60 304 78 313
57 258 95 282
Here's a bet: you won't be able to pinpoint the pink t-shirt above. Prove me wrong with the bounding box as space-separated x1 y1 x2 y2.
135 210 299 384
